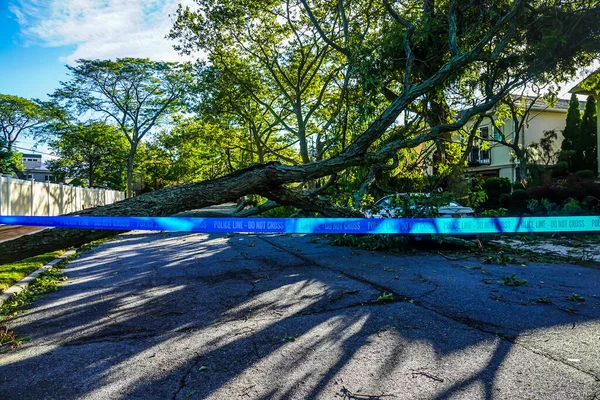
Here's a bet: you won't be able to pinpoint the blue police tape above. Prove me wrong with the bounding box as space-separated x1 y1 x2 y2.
1 215 600 235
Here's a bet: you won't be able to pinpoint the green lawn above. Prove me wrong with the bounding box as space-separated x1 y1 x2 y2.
0 251 65 292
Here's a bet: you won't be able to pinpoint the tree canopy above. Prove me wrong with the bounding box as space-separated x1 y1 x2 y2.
47 122 129 189
168 0 600 207
0 94 55 152
52 58 194 197
0 137 21 175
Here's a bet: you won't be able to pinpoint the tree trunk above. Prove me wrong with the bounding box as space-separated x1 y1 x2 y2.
126 144 136 198
0 158 367 264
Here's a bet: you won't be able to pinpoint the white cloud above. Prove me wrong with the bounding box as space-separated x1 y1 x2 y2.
9 0 196 64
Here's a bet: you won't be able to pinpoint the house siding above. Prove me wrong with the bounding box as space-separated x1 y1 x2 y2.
467 109 567 182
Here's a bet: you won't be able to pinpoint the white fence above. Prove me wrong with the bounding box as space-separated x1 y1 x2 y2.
0 175 125 216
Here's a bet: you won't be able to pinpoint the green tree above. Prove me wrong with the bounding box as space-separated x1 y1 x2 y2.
172 0 600 206
580 95 597 173
52 58 193 197
170 0 361 164
0 137 21 174
47 122 129 189
0 94 55 151
561 93 581 155
4 0 600 262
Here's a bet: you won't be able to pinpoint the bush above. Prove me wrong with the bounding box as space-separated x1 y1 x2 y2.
552 161 569 177
581 196 600 214
482 177 511 208
559 198 584 215
499 193 511 209
480 208 508 217
528 175 600 205
508 189 530 214
512 182 526 191
574 169 595 179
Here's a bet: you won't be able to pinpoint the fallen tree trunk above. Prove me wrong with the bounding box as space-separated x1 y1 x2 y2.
0 160 365 264
3 0 592 263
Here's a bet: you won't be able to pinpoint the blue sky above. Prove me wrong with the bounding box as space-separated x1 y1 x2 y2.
0 1 72 100
0 0 194 156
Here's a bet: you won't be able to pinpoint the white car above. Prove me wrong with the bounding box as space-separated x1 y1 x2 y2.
364 193 475 219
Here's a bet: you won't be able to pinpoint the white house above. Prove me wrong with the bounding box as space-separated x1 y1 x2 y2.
466 97 575 182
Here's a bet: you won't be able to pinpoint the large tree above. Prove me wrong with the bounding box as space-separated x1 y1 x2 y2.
47 122 129 189
51 58 194 197
0 94 54 151
2 0 599 263
560 93 582 159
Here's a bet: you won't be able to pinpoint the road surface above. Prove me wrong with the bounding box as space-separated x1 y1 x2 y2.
1 231 599 399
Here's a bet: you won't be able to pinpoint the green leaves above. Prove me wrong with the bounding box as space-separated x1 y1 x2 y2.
51 58 195 196
47 122 129 189
375 292 395 303
0 94 56 151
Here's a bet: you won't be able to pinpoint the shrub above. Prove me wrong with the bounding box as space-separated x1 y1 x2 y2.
480 208 508 217
508 189 530 214
552 161 569 177
482 177 511 208
512 182 526 191
581 196 600 214
559 198 584 215
528 175 600 205
574 169 595 179
499 193 511 209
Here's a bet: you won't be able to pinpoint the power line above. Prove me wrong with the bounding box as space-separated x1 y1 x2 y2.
12 145 57 158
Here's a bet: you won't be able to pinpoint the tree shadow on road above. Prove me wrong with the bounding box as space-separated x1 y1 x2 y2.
0 231 598 399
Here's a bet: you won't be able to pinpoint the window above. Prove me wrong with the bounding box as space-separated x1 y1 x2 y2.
468 126 491 165
480 127 490 161
45 175 49 181
27 174 33 179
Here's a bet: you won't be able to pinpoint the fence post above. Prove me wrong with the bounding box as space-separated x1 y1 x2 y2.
47 181 51 216
59 183 64 215
0 175 3 216
6 175 11 216
30 178 35 216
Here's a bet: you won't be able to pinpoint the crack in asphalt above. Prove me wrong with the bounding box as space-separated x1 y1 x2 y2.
172 352 203 400
256 236 413 304
257 235 600 384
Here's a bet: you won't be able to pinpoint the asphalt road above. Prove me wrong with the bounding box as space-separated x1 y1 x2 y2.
1 231 599 399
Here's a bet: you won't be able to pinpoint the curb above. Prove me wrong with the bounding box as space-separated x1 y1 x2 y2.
0 249 77 306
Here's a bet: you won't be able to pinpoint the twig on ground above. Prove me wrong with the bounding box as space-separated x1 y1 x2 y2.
339 386 396 399
437 252 471 261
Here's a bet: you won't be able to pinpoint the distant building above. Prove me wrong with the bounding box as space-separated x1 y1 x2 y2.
19 154 59 182
466 97 579 182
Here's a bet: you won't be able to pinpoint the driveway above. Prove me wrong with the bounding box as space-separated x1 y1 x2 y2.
0 231 599 399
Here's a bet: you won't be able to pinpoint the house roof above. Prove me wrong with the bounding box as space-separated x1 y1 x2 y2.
570 69 600 97
21 153 42 158
24 167 53 173
508 95 585 112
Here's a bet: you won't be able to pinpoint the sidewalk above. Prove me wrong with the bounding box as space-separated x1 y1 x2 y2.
0 225 47 243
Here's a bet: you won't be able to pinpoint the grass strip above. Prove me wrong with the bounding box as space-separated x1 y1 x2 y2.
0 236 114 349
0 250 65 292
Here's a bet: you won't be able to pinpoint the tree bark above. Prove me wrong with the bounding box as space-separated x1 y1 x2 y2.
0 157 369 264
126 142 137 198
